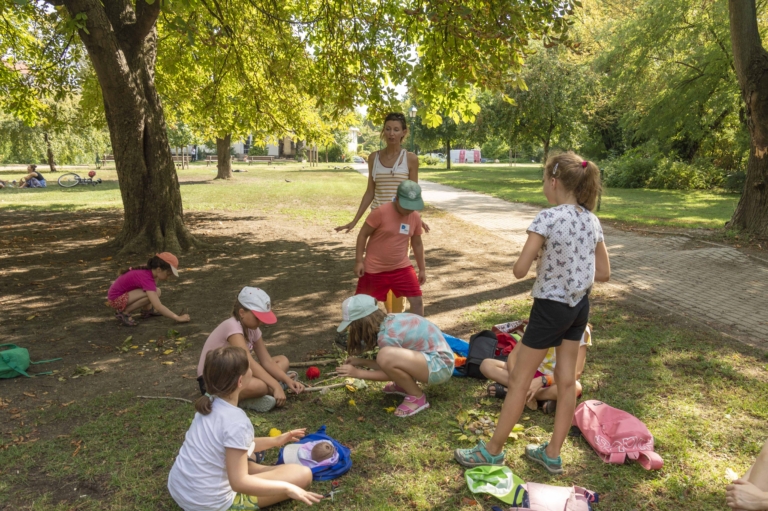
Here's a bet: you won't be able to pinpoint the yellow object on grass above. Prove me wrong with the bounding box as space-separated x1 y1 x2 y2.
268 428 282 437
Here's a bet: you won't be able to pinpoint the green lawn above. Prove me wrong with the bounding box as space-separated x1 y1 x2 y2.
2 163 765 510
0 163 365 227
2 295 767 510
420 164 740 230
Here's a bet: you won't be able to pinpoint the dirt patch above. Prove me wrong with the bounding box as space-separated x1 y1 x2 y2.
0 204 533 438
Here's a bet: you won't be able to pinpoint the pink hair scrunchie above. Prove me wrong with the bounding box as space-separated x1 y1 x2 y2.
581 161 588 168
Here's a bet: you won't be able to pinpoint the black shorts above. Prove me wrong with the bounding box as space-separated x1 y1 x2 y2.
521 295 590 350
197 376 206 396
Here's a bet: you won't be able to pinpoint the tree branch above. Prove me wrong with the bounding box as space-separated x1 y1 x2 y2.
134 0 161 42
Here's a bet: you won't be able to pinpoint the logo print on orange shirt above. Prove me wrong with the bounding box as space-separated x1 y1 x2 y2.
399 223 410 235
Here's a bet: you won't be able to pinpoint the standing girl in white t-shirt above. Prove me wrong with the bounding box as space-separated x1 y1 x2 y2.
455 152 611 475
197 287 305 413
169 346 323 510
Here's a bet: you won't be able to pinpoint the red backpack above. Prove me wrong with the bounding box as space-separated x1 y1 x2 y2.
572 400 663 470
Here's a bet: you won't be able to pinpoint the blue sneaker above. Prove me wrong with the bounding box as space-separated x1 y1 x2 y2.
525 442 563 474
454 440 506 467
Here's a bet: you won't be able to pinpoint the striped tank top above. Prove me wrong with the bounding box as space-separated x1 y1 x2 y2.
371 149 409 209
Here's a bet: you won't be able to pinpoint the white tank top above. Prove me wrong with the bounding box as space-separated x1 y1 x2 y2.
371 149 409 209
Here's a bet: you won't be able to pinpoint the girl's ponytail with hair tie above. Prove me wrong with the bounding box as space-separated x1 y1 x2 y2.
205 392 214 402
581 161 588 168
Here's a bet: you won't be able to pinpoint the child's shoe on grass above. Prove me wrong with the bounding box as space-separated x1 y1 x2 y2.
525 442 563 474
454 440 506 467
238 395 276 413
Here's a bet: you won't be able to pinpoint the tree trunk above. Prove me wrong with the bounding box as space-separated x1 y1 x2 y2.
446 139 451 170
216 135 232 179
43 132 57 172
64 0 195 254
728 0 768 236
542 138 550 164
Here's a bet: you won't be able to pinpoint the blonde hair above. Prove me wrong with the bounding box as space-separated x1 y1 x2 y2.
543 152 602 211
347 309 387 355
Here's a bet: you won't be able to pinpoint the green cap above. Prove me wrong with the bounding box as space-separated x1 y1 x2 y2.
337 294 380 332
396 180 424 211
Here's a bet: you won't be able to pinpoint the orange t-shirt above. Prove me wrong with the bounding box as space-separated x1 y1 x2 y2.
363 201 423 274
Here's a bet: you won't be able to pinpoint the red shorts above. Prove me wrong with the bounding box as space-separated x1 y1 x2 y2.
355 266 422 301
107 292 129 312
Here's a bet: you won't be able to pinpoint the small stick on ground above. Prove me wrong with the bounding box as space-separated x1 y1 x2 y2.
290 359 337 368
309 372 341 387
302 383 346 393
138 395 193 404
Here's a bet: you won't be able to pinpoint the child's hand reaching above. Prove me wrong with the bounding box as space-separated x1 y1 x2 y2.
336 364 358 378
287 485 324 505
286 379 305 394
175 313 191 323
276 428 307 446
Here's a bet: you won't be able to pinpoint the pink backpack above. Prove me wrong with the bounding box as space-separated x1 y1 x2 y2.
506 483 598 511
572 400 663 470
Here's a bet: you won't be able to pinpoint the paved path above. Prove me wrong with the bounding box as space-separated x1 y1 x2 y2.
354 166 768 346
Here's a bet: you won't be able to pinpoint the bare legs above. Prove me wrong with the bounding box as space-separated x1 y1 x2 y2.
245 463 313 508
238 356 290 401
376 346 429 397
123 288 161 314
727 439 768 510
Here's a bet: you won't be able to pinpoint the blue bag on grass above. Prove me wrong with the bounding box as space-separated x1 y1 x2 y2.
442 333 469 377
276 425 351 481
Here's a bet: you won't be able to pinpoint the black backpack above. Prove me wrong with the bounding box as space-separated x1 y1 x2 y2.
458 330 507 379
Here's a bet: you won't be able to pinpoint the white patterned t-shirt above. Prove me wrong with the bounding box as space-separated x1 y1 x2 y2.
528 204 604 306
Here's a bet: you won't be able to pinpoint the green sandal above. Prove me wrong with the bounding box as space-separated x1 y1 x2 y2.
454 440 506 467
525 442 563 474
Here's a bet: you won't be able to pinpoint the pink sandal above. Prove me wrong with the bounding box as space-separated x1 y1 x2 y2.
395 394 430 417
382 382 408 396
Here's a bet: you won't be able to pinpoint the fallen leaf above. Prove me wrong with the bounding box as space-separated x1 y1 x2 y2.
101 256 113 261
512 424 525 432
461 497 478 506
348 399 356 407
163 349 174 355
22 392 36 398
58 377 66 382
162 361 174 365
522 416 531 421
384 407 396 413
26 315 36 321
357 416 365 422
131 346 138 349
137 352 144 356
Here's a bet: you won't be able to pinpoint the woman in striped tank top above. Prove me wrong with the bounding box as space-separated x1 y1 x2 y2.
335 112 428 233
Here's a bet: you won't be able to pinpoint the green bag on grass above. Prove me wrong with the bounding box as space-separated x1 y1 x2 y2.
0 344 62 378
465 465 525 505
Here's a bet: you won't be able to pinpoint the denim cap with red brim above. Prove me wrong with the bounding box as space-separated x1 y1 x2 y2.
337 294 380 332
238 286 277 324
396 180 424 211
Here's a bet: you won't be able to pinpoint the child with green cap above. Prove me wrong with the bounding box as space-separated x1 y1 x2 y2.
353 179 427 316
335 294 453 417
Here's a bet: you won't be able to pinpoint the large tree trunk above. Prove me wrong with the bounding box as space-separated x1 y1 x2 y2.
216 135 232 179
64 0 195 254
43 133 57 172
728 0 768 236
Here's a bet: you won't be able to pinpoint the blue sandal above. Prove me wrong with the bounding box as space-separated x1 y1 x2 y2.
525 442 563 474
454 440 506 467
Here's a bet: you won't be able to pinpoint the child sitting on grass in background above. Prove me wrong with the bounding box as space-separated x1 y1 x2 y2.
169 346 323 510
454 152 611 474
197 287 304 413
106 252 190 326
353 180 427 316
335 294 453 417
484 325 592 415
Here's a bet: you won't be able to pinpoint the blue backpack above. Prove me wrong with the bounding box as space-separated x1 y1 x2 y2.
276 426 351 481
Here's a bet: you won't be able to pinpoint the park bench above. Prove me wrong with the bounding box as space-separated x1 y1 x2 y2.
101 154 115 167
245 155 273 164
206 155 228 166
171 155 190 169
